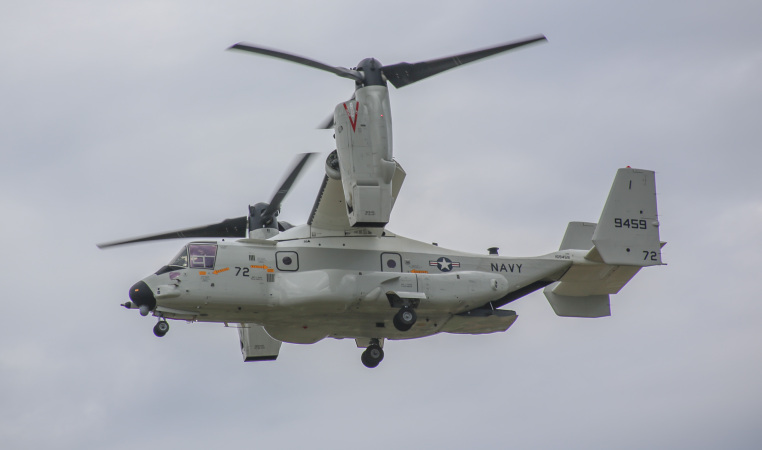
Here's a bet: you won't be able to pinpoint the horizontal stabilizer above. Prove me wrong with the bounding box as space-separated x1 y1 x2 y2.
544 283 610 318
238 324 281 362
592 168 663 266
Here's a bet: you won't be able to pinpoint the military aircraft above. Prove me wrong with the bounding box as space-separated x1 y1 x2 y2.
99 35 665 368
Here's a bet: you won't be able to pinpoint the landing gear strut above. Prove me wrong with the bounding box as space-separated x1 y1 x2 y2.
153 319 169 337
361 339 384 368
393 306 417 332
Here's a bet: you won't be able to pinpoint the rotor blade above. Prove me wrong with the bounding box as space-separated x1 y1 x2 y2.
97 216 248 249
263 152 318 219
382 35 547 88
317 92 356 129
229 43 364 83
317 113 334 129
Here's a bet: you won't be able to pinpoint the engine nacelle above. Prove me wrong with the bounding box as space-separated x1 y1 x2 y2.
239 324 282 360
334 85 395 227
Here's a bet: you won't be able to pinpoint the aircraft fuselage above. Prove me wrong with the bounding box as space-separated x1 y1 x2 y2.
133 225 571 344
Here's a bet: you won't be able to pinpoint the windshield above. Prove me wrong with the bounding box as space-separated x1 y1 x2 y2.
166 243 217 269
169 247 189 268
189 243 217 269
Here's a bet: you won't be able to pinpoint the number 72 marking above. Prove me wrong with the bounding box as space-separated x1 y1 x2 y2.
642 251 658 261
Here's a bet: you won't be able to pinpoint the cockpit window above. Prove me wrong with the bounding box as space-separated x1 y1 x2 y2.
189 243 217 269
169 247 189 268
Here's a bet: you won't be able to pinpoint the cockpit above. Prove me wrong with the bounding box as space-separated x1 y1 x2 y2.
156 242 218 275
172 243 218 269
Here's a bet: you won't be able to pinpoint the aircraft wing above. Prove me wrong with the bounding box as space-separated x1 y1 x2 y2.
307 175 351 230
308 160 406 231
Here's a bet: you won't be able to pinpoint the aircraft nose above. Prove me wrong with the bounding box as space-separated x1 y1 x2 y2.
129 280 156 315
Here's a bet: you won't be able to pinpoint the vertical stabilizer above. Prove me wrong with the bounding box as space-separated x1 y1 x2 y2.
559 221 596 251
591 168 663 266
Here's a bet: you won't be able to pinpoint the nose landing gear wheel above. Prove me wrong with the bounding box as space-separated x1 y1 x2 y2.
393 306 417 331
361 344 384 368
153 320 169 337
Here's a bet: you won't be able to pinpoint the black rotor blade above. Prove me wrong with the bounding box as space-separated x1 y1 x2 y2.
317 93 357 129
97 216 248 249
317 113 334 129
262 152 318 219
229 43 364 83
382 35 547 88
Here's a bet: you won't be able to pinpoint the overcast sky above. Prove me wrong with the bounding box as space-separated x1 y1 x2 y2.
2 1 761 449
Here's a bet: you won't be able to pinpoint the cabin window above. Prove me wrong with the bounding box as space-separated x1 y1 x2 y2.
276 251 299 271
189 243 217 269
381 253 402 272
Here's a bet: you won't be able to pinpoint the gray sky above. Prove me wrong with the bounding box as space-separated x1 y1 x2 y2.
2 1 761 448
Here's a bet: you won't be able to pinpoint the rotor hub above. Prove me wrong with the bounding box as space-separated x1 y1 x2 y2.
356 58 385 86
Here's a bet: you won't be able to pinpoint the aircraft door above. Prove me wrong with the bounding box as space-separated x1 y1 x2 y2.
381 253 402 272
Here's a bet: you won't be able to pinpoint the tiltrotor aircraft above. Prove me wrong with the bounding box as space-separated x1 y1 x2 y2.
100 35 666 368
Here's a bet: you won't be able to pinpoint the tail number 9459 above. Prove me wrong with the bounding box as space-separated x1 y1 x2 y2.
615 218 647 229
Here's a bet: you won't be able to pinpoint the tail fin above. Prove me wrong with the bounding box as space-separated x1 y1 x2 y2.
590 168 663 266
559 221 595 251
543 168 665 318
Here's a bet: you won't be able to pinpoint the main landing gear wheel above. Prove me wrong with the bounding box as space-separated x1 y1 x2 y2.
361 344 384 368
153 320 169 337
393 306 417 332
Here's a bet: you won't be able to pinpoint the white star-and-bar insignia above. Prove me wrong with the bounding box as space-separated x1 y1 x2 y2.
429 257 460 272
